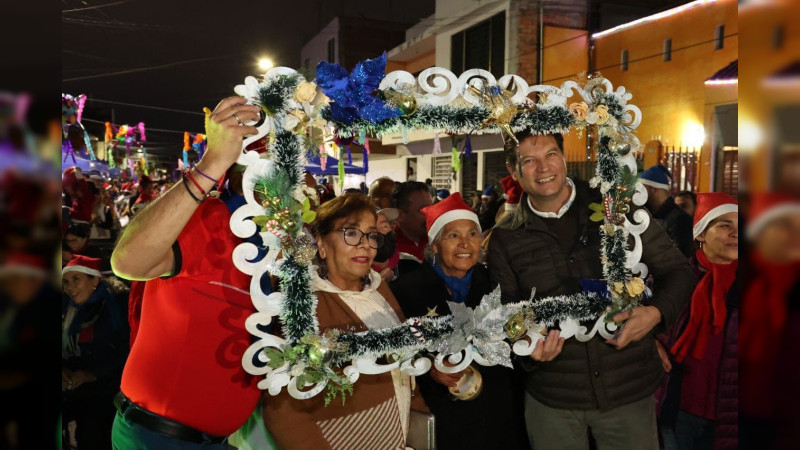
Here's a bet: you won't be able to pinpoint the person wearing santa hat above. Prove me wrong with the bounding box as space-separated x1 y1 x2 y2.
62 166 97 225
391 192 529 450
0 252 60 449
62 255 129 450
639 164 694 258
739 192 800 448
489 130 693 450
658 192 739 450
109 97 264 448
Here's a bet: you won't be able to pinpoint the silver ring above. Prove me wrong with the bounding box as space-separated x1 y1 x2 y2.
232 113 243 126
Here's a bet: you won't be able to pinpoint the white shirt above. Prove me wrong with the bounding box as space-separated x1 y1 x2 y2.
527 177 577 219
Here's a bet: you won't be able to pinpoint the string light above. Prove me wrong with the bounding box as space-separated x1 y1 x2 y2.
704 79 738 86
593 0 718 39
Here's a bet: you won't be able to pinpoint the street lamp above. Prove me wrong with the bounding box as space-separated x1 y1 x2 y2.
258 58 274 72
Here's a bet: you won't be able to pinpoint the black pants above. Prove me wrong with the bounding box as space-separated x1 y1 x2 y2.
63 390 116 450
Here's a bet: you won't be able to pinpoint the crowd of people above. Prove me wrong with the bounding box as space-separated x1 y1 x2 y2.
43 96 799 450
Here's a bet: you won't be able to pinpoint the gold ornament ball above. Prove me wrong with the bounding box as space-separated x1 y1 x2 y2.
613 142 631 156
396 96 418 116
505 313 527 341
307 344 331 367
295 245 316 266
286 220 295 229
617 203 630 214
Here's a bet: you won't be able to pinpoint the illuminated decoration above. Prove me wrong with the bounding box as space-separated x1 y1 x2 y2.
592 0 718 39
228 57 648 402
62 93 96 162
704 79 738 86
183 131 207 166
682 121 705 148
104 121 146 174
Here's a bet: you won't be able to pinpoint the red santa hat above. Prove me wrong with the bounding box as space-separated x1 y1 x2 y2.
62 166 83 190
693 192 738 239
0 252 48 278
746 192 800 240
421 192 481 242
62 255 102 278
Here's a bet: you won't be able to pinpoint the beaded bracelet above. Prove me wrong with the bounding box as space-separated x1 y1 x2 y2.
182 174 204 204
193 165 218 183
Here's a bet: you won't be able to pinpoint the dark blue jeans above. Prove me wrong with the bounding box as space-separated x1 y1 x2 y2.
111 411 229 450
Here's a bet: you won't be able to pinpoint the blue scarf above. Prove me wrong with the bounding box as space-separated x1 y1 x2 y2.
432 263 473 304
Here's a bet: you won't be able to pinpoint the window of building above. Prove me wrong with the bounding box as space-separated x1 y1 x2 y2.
431 156 452 189
327 38 335 62
714 25 724 50
773 25 784 50
663 39 672 62
621 49 629 71
450 11 506 78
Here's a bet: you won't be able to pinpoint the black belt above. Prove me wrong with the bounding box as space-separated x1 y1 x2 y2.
114 392 227 445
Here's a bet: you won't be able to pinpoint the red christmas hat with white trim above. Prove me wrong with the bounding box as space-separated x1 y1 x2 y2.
62 255 102 278
746 192 800 240
693 192 738 239
421 192 481 243
0 252 48 278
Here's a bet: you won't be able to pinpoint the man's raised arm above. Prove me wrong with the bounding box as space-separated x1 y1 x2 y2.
111 97 260 280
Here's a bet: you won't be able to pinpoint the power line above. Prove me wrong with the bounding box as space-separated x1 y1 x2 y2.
87 98 205 116
62 0 131 13
543 32 738 84
62 54 239 82
82 118 194 135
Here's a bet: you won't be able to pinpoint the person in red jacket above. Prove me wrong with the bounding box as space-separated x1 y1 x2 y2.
659 193 739 450
62 167 96 225
110 97 263 448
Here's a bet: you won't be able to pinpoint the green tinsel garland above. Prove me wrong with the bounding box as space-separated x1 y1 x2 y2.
326 105 490 139
527 292 611 327
278 257 318 342
510 107 576 135
596 137 620 182
331 292 610 364
594 93 625 120
271 129 304 187
256 74 301 115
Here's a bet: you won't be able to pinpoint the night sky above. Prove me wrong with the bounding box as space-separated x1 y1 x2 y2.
62 0 434 160
61 0 679 163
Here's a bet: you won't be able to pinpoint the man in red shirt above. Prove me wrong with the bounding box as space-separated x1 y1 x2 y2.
110 97 263 448
391 181 432 270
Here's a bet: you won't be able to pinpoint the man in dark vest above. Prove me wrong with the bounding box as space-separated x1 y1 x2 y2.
488 131 694 450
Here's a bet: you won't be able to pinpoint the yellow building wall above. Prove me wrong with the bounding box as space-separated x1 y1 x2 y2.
542 26 590 163
592 0 738 192
739 1 800 192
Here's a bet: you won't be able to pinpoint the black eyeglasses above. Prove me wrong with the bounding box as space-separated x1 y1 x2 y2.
340 228 384 249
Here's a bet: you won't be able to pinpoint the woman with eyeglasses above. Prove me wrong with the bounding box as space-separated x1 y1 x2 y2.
262 193 426 450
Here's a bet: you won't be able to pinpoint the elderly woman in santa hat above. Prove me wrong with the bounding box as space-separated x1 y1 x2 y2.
658 193 738 450
62 255 129 450
390 192 529 450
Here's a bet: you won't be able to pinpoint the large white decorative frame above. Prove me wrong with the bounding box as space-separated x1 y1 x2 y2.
231 66 647 399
